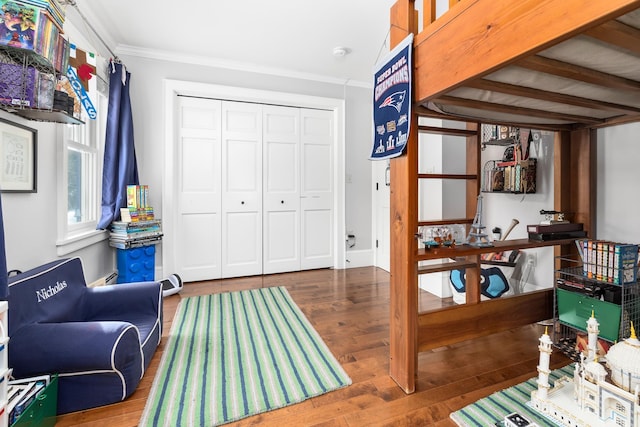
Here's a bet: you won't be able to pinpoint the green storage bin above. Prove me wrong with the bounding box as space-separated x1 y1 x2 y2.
557 288 622 342
12 374 57 427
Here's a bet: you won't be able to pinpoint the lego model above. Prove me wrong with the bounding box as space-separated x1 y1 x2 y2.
528 314 640 426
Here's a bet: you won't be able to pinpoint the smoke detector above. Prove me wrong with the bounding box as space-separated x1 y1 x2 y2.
332 47 351 57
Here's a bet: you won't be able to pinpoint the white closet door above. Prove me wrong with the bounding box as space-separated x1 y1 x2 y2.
300 109 334 269
221 101 263 278
176 97 222 281
263 106 300 274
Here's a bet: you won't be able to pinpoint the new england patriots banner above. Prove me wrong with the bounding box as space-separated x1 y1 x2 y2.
371 33 413 160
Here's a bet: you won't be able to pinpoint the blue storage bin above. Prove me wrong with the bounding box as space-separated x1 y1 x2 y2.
116 246 155 283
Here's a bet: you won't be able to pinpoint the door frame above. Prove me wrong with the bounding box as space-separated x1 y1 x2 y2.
162 79 346 278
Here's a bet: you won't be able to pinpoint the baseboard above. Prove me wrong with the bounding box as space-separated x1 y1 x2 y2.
344 249 373 268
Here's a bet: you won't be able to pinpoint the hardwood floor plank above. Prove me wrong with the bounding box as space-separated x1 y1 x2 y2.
55 267 570 426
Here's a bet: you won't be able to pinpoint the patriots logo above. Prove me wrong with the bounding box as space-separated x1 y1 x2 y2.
378 91 406 113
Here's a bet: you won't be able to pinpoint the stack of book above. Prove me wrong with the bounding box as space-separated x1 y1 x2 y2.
109 219 163 249
527 222 586 241
580 240 639 285
0 0 69 72
8 374 51 424
120 184 154 222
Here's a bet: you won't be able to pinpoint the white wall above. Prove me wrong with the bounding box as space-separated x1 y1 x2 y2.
482 131 556 291
0 110 114 280
344 85 374 256
597 122 640 243
117 53 375 271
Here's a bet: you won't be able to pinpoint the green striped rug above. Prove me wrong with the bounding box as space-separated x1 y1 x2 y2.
139 286 351 427
450 364 574 426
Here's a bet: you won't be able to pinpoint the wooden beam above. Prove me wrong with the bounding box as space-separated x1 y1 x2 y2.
585 20 640 56
418 173 477 180
554 130 596 231
465 124 481 304
418 125 478 137
414 105 575 132
433 95 605 124
553 129 596 261
424 0 436 26
389 0 418 395
517 55 640 92
466 79 640 115
417 290 554 351
418 218 474 226
413 0 640 102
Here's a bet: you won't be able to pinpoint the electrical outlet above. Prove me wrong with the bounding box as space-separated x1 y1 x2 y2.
527 253 537 268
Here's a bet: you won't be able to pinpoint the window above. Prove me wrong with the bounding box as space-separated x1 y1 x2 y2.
57 90 107 254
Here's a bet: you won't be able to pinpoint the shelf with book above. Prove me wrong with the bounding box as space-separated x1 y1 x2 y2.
553 249 640 361
0 0 81 125
481 158 537 194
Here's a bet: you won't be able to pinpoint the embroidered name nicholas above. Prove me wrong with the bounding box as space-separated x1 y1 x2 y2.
36 281 68 302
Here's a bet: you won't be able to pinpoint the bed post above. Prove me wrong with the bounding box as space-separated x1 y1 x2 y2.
389 0 419 394
554 129 596 264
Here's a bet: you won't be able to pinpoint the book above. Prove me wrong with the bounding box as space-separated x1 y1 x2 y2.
111 219 161 231
527 223 584 234
8 381 36 423
613 243 639 285
126 184 151 209
109 235 163 249
11 380 45 422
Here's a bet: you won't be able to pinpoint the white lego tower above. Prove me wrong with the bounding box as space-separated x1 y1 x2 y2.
586 310 599 362
536 326 553 400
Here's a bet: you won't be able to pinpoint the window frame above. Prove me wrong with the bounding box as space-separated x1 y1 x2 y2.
56 91 108 255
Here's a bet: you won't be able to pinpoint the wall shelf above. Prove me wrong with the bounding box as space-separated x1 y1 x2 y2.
10 107 83 125
0 44 82 125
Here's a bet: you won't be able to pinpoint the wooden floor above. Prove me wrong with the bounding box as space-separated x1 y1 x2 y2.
56 267 570 426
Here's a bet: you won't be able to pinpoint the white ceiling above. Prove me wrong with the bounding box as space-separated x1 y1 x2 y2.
71 0 397 87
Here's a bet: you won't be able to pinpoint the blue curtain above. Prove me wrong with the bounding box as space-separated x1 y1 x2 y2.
0 193 7 300
97 61 139 229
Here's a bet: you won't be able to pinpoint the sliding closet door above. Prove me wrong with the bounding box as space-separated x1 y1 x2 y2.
175 96 222 281
221 101 263 278
263 106 301 274
300 109 333 269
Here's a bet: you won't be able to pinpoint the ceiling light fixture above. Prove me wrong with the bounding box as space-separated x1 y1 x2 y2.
332 47 351 57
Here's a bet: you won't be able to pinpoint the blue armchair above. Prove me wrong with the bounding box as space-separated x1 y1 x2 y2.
8 257 162 414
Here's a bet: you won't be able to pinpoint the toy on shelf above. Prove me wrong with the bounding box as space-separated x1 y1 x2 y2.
466 194 492 247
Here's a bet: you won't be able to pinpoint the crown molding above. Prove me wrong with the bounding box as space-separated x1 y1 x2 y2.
115 45 373 89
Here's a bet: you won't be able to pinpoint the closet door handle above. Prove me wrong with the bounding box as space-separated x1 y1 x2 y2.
281 200 284 204
241 201 245 205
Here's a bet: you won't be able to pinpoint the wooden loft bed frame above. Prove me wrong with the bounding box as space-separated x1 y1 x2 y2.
388 0 640 393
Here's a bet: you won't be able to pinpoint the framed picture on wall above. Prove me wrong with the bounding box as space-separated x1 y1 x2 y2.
0 117 37 193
